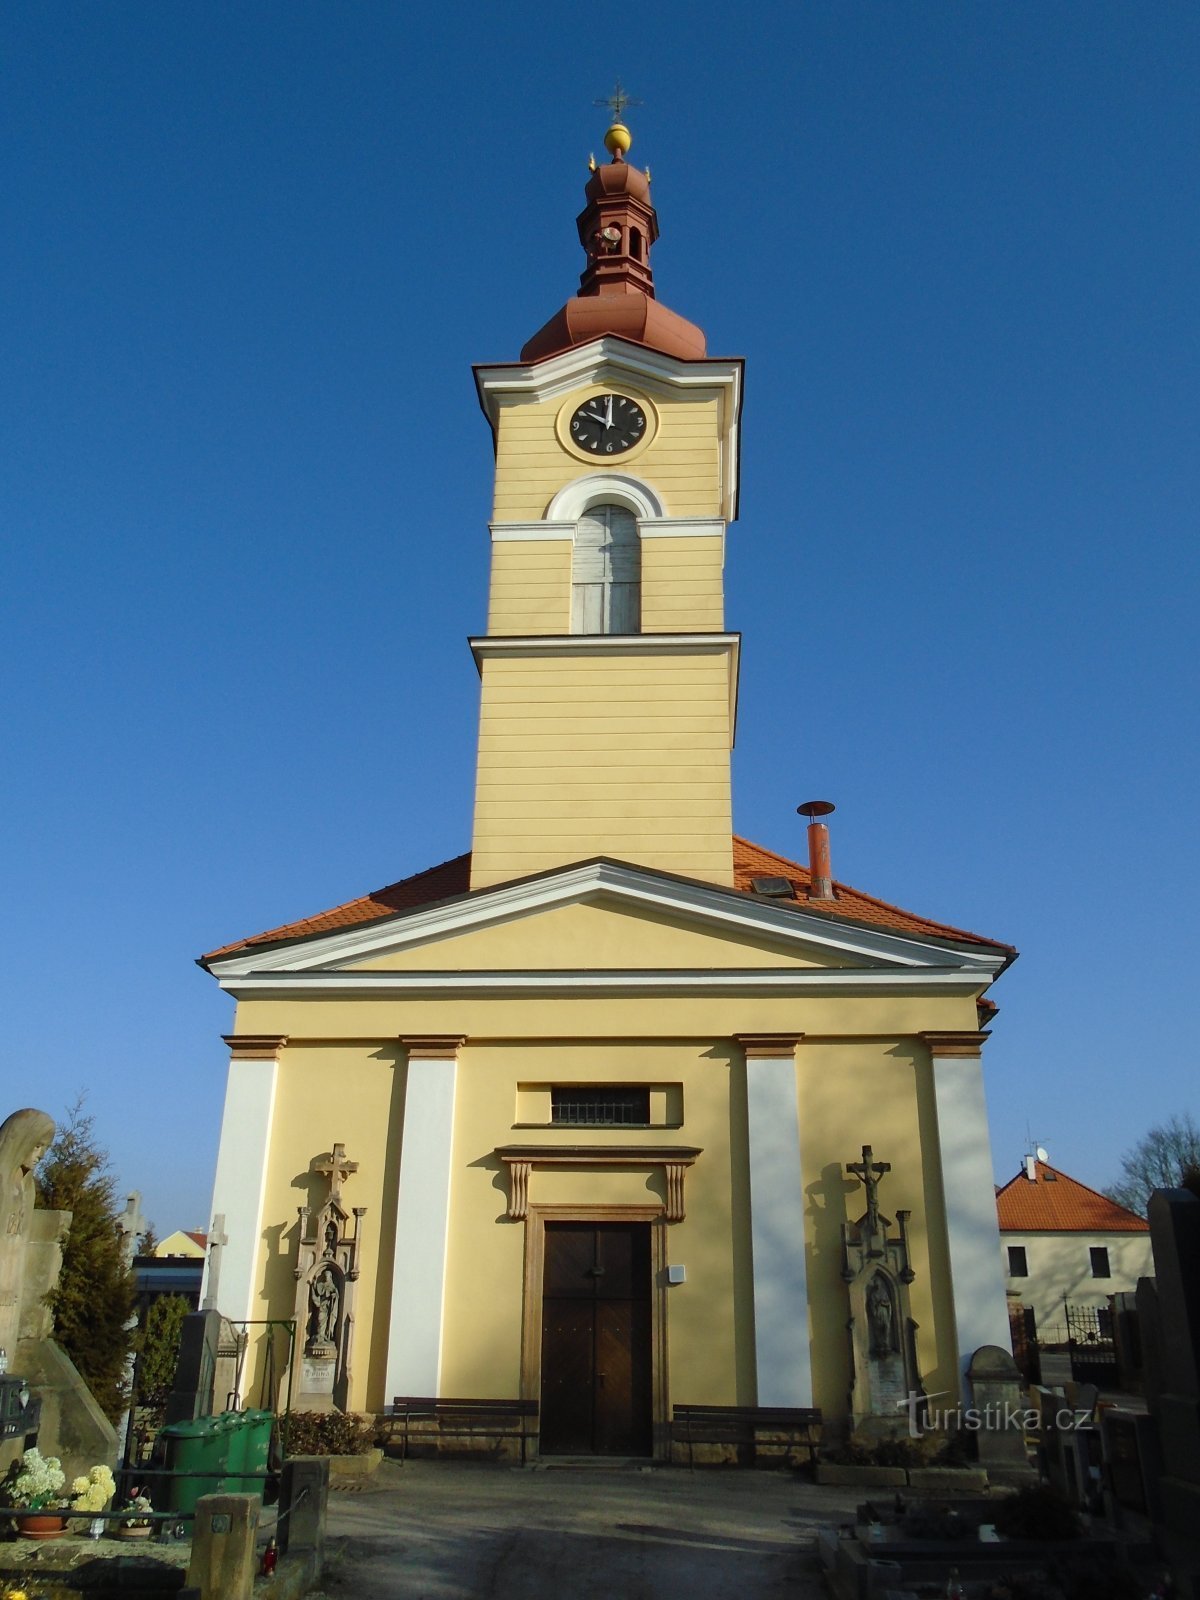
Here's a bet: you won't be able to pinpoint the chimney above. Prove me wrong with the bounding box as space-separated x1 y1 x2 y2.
797 801 836 900
1025 1154 1037 1181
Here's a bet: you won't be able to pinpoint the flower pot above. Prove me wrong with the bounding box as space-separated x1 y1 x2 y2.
17 1512 68 1540
118 1524 153 1539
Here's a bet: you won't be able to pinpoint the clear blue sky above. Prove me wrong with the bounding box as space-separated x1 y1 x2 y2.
4 2 1197 1233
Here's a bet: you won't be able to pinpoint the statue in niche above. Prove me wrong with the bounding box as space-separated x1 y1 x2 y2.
841 1144 925 1431
289 1142 365 1411
867 1274 897 1357
310 1265 339 1348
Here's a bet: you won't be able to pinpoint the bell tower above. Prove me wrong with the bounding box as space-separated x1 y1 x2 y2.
469 115 744 891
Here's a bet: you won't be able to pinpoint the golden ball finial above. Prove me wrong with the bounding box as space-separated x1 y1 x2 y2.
604 122 632 159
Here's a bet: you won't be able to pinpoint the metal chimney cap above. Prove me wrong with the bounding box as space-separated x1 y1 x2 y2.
797 800 836 818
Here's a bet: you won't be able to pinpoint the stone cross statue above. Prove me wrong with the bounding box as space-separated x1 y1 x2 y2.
312 1144 359 1205
203 1214 228 1313
847 1144 891 1239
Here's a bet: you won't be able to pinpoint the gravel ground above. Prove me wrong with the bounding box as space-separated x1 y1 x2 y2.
315 1459 862 1600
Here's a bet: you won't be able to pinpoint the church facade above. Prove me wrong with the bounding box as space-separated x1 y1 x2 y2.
200 116 1015 1454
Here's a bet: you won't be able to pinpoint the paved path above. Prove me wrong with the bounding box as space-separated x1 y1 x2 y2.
317 1460 861 1599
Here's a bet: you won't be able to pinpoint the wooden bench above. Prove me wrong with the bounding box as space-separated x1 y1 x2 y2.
672 1403 822 1470
389 1397 539 1466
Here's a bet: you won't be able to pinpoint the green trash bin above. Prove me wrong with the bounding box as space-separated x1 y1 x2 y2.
158 1413 238 1516
225 1409 274 1496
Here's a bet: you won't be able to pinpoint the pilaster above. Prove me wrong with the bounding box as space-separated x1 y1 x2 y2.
739 1033 812 1406
203 1035 286 1328
384 1037 464 1400
922 1030 1012 1394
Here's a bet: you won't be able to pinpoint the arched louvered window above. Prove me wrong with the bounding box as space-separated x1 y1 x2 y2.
571 504 640 634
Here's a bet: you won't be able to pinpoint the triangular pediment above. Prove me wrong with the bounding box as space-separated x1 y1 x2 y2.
206 859 1005 999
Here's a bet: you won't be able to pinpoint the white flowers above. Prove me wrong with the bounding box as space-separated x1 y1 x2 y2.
7 1448 66 1510
70 1464 116 1514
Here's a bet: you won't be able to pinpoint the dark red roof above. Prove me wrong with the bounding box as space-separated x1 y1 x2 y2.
996 1162 1149 1233
201 838 1010 963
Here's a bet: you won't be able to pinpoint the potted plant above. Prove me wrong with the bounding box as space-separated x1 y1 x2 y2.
117 1486 154 1540
68 1463 116 1535
1 1447 68 1539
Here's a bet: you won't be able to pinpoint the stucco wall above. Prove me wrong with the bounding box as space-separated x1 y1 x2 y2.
1001 1229 1153 1339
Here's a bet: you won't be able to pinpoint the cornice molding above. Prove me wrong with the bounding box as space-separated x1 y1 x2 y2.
919 1030 991 1057
206 859 1006 983
736 1033 805 1057
495 1144 702 1222
215 967 997 1000
222 1034 288 1061
400 1035 466 1060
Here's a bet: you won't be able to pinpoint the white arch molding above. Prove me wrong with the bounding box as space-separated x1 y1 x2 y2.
546 473 667 523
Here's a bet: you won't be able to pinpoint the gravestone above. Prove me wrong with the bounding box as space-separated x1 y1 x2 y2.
287 1144 366 1411
842 1145 925 1434
968 1343 1036 1482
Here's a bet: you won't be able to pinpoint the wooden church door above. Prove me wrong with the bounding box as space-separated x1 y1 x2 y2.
539 1222 652 1456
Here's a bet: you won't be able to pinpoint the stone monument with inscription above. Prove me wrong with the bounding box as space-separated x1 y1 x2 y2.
842 1144 925 1433
288 1144 365 1412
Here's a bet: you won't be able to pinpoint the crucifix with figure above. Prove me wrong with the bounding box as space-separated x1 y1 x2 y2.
847 1144 891 1240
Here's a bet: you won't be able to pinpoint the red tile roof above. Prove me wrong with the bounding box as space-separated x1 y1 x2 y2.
202 837 1011 962
996 1162 1149 1233
184 1231 208 1251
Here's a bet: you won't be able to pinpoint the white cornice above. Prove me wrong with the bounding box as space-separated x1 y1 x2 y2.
474 338 743 412
489 521 575 542
468 633 741 737
215 967 996 1000
469 632 738 665
206 858 1006 982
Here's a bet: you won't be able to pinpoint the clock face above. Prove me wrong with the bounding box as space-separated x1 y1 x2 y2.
568 392 648 455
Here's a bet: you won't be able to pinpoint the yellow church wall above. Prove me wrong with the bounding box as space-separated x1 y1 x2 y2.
486 540 573 635
437 1040 754 1407
471 650 734 886
491 387 724 522
485 535 725 637
229 990 980 1047
228 1017 970 1419
640 536 725 632
350 899 842 972
796 1040 958 1413
249 1042 405 1414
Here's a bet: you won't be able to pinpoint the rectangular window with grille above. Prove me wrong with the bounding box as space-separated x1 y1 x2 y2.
1007 1245 1028 1277
550 1087 650 1127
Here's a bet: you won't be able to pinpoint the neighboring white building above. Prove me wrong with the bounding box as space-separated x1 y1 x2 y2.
996 1158 1152 1344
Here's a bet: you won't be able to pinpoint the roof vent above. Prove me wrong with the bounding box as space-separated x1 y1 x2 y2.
797 800 836 900
751 876 794 898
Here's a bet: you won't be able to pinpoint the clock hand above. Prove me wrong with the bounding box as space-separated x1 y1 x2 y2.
605 394 614 429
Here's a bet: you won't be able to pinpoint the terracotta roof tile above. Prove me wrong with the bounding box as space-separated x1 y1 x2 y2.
202 838 1011 962
201 853 472 961
731 836 1012 951
996 1162 1148 1233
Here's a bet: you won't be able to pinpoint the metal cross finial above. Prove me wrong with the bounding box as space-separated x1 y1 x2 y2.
595 80 642 123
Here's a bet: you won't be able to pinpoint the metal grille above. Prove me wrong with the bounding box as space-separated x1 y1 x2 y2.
551 1087 650 1126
